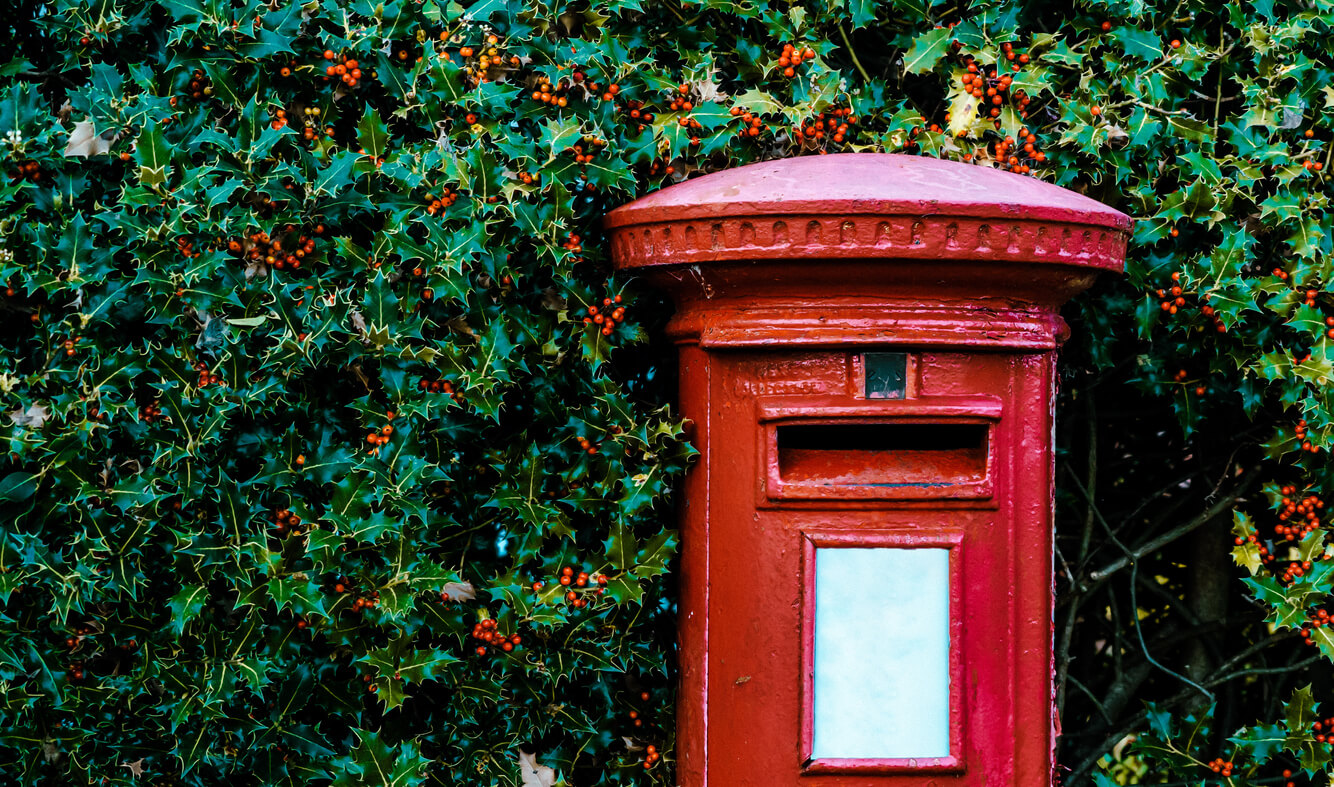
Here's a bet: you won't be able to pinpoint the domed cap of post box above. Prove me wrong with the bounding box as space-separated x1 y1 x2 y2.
605 153 1129 271
605 153 1130 350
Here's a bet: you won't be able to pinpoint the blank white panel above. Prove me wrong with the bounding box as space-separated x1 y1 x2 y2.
811 547 951 760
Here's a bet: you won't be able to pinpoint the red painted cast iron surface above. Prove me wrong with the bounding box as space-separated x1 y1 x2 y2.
607 154 1129 786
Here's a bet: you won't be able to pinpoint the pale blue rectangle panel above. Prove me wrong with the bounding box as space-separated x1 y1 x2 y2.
811 547 951 760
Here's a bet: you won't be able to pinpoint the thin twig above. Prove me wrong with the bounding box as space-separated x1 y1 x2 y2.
1087 466 1261 581
1069 470 1215 701
837 24 872 83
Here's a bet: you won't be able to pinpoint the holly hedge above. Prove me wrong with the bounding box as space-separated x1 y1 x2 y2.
2 0 1334 784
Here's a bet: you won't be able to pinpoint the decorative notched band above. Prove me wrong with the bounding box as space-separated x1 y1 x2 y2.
608 214 1128 271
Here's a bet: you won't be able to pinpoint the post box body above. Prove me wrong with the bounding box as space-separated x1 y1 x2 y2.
606 154 1129 786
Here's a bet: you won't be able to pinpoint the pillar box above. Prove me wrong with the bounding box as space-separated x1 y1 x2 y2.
606 154 1128 786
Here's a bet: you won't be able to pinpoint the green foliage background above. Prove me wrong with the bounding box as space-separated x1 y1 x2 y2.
2 0 1334 784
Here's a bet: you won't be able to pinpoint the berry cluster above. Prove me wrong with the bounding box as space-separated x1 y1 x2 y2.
614 97 654 135
583 295 626 337
641 744 660 770
59 335 82 358
1001 41 1032 65
418 377 466 404
987 127 1045 174
666 83 696 112
775 43 816 78
456 35 519 86
1292 420 1321 455
175 236 201 260
349 592 379 612
678 114 705 146
570 136 606 164
227 226 323 271
358 672 380 694
955 50 1033 123
646 158 677 177
321 50 366 89
181 68 213 103
8 159 41 182
567 66 603 96
138 400 163 423
422 187 459 215
469 618 522 656
1277 487 1324 539
728 106 770 140
1205 758 1234 777
531 74 572 107
296 107 331 143
328 576 380 612
270 507 304 538
193 360 225 388
550 565 607 609
1303 608 1332 646
63 621 97 652
791 106 856 147
1310 718 1334 746
1152 272 1226 332
363 412 397 456
1168 367 1209 397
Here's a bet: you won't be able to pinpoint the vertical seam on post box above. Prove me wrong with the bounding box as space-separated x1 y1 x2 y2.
702 353 711 785
1047 351 1061 781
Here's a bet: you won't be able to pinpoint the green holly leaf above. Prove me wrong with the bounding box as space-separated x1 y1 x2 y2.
331 729 430 787
1230 511 1263 575
358 107 390 160
167 584 208 636
903 27 952 74
135 123 172 188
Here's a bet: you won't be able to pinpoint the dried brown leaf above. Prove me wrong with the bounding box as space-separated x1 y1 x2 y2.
64 121 114 157
517 751 556 787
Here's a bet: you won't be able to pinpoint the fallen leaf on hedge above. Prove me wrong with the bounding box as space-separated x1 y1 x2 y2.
439 581 475 602
517 751 556 787
64 121 114 157
10 404 49 427
540 288 566 311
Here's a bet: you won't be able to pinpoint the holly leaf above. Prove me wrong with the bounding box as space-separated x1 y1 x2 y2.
331 730 430 787
167 584 208 636
903 27 951 74
1230 511 1263 575
358 107 390 160
135 123 172 188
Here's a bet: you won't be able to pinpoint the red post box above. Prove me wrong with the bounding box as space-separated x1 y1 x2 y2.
606 154 1129 786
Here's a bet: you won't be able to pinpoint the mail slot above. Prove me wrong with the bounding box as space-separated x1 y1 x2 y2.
606 153 1129 785
776 422 988 484
763 397 1001 501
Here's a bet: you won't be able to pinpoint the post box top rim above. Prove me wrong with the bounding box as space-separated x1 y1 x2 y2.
604 153 1130 233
